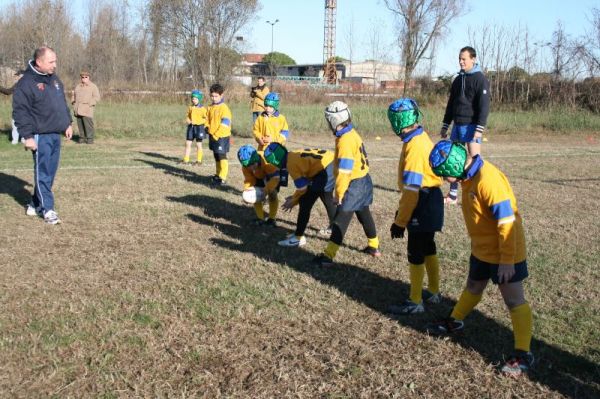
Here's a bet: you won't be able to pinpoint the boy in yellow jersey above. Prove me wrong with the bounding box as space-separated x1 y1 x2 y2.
250 76 269 122
237 145 280 226
385 99 444 315
206 83 232 186
314 101 380 267
253 92 290 151
180 90 207 165
263 143 337 247
427 140 534 377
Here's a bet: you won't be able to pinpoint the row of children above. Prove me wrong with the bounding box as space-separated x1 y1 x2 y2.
177 83 533 378
234 96 533 378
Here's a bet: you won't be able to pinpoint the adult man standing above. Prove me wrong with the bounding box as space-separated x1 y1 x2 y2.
72 70 100 144
250 76 269 123
12 47 73 225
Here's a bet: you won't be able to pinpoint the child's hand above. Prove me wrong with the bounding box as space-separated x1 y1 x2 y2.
186 118 192 124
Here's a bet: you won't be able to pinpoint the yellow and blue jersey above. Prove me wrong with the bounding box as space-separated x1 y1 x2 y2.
461 156 527 265
395 127 443 227
241 152 280 194
287 149 334 205
187 104 207 125
334 126 369 201
207 100 232 139
253 111 289 151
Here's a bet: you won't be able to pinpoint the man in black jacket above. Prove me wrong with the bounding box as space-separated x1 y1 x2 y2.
13 47 73 224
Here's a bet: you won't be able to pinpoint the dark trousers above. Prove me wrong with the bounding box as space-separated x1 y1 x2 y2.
32 133 61 212
295 190 336 236
76 116 95 143
330 206 377 246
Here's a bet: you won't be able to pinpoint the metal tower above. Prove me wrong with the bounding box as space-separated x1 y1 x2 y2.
323 0 337 84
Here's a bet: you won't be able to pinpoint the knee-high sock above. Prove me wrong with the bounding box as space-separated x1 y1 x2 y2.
409 263 425 304
324 241 340 260
218 159 228 180
268 196 279 219
424 254 440 294
450 290 482 321
196 148 203 162
254 202 264 220
367 236 379 249
510 303 533 352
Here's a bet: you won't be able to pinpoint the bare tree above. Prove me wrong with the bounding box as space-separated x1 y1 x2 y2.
578 7 600 76
384 0 465 94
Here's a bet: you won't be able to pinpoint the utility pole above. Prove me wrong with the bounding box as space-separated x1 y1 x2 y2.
266 19 279 88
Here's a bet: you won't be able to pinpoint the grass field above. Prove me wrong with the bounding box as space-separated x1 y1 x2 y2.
0 102 599 397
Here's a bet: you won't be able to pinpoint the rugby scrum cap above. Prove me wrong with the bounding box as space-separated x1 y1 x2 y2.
242 186 266 204
429 140 468 178
191 89 203 101
324 101 351 131
237 145 261 167
388 98 421 135
263 142 288 168
264 92 280 110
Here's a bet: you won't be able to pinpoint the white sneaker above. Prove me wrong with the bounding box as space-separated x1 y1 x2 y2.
318 227 332 236
278 234 306 247
43 210 61 225
26 203 42 216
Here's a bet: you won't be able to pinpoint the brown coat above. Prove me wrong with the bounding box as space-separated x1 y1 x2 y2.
250 85 269 113
72 81 100 118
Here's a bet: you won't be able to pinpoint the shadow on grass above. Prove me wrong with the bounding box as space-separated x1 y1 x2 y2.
170 192 600 399
134 152 242 196
0 172 31 206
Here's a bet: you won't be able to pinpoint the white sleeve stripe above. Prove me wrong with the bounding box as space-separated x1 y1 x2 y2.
498 216 516 225
404 186 419 192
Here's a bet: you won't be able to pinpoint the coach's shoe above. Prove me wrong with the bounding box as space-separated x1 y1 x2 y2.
422 289 442 304
387 300 424 315
501 351 534 377
43 210 61 225
362 246 382 257
26 203 42 217
278 234 306 247
426 318 464 335
313 254 334 267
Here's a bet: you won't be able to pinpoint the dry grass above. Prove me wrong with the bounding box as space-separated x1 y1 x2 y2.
0 131 599 398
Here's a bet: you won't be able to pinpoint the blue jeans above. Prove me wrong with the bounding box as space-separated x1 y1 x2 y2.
32 133 62 212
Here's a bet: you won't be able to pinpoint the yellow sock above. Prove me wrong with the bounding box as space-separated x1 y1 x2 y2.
324 241 339 260
367 236 379 249
425 254 440 294
217 159 228 180
196 149 203 162
268 196 279 219
409 263 425 304
450 290 482 321
183 155 190 162
254 203 265 220
510 303 533 352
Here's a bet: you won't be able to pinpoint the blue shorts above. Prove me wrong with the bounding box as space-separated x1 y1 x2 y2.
209 136 230 154
309 163 334 193
340 174 373 212
186 124 205 141
468 255 529 284
450 124 481 144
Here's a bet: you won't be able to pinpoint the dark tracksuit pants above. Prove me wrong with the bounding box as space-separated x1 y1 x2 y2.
31 133 61 212
295 190 336 237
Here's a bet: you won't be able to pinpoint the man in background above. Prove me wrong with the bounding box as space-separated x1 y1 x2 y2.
72 70 100 144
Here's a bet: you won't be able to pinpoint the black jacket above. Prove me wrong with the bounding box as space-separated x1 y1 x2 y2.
442 65 490 131
12 61 71 140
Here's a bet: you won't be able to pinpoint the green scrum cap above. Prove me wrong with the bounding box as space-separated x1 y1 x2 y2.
387 98 421 135
263 142 288 168
429 140 468 178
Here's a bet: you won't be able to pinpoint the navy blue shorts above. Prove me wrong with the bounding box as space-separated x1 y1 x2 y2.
209 136 230 154
469 255 529 284
186 124 205 141
340 174 373 212
451 124 482 144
